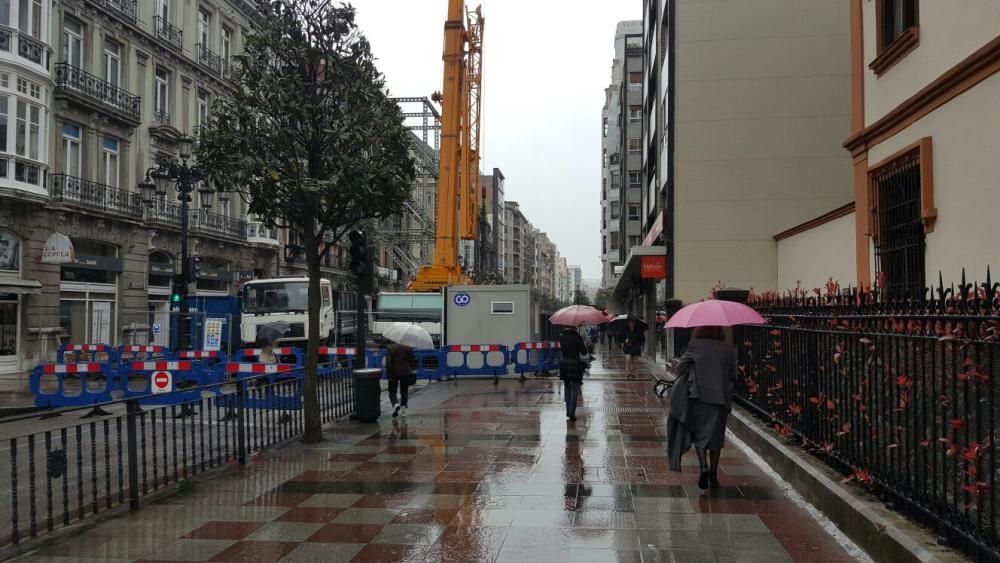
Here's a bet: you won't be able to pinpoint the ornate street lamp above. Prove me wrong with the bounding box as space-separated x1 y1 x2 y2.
138 135 206 350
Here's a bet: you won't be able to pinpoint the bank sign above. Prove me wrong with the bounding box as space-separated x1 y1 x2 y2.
640 255 666 279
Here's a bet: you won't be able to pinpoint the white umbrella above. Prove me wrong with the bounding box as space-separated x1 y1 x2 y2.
382 322 434 349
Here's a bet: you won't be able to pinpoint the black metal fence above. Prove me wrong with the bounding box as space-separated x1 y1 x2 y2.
734 273 999 560
0 367 355 556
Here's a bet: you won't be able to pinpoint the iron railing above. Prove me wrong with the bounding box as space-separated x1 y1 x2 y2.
143 199 183 226
153 109 170 125
49 174 143 218
88 0 137 25
246 221 278 244
53 63 141 124
0 367 355 554
195 44 229 79
153 16 182 50
16 33 44 66
189 209 247 239
734 273 1000 561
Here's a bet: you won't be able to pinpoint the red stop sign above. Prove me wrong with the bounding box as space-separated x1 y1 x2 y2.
153 371 171 391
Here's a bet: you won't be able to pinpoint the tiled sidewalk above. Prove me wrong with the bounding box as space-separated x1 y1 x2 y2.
18 355 859 563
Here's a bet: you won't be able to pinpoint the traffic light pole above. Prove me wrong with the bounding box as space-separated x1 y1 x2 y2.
178 191 191 350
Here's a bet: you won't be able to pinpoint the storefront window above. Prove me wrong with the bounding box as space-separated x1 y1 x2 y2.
196 258 230 293
0 295 15 355
59 239 119 345
0 230 19 271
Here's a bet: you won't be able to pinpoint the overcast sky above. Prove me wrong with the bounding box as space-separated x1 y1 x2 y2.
348 0 641 280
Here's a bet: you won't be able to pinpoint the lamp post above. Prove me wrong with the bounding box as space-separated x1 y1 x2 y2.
139 136 212 350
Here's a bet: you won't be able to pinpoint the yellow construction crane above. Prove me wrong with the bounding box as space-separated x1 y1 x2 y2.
410 0 484 292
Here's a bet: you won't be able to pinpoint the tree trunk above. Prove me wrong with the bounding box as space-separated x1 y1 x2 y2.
301 226 323 444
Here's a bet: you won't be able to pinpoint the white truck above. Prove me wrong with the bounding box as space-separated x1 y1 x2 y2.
239 277 336 345
371 292 444 346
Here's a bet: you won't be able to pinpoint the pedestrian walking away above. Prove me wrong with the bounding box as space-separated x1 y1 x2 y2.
622 317 645 378
666 325 737 490
558 325 588 421
386 342 417 418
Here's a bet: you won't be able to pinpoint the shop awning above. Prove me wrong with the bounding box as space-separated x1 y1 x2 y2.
0 279 42 295
611 246 667 301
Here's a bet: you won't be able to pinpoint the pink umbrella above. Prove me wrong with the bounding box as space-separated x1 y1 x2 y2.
550 305 610 327
665 300 766 328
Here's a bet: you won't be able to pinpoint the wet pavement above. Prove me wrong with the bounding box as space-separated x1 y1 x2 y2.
16 346 859 562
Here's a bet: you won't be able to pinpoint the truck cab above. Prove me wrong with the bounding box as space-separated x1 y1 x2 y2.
372 292 444 346
239 277 334 345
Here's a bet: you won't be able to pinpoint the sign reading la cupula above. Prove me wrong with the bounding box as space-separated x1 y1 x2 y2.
41 233 75 264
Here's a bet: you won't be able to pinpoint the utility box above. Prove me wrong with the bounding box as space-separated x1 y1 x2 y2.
444 284 536 348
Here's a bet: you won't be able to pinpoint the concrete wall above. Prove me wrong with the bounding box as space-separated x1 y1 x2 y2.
777 212 857 292
866 72 1000 283
672 0 853 304
863 1 1000 125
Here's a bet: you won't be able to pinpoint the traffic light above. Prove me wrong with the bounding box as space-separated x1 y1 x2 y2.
185 256 202 283
170 274 186 304
347 230 369 277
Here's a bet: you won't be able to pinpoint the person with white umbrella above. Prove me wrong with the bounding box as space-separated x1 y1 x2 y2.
382 323 432 418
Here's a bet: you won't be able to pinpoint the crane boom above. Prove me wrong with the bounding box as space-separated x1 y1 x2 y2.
410 0 483 292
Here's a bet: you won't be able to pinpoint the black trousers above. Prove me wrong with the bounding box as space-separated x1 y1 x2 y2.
388 377 410 407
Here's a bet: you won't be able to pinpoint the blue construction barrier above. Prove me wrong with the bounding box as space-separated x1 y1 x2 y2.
443 345 510 377
57 344 113 365
30 363 116 408
318 346 356 377
121 360 208 406
220 362 301 410
176 350 228 370
511 341 560 376
414 348 445 380
235 346 304 367
115 345 173 365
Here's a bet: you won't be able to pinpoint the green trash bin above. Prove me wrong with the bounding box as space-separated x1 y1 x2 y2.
353 368 382 422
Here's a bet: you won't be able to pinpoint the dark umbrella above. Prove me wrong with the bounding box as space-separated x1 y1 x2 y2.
254 321 290 347
608 314 649 333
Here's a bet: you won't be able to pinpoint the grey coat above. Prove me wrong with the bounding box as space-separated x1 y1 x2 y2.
675 338 737 410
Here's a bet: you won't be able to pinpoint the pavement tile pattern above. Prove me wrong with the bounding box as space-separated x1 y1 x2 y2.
17 346 859 562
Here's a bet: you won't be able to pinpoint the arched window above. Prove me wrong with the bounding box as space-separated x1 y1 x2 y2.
148 251 174 288
196 257 231 293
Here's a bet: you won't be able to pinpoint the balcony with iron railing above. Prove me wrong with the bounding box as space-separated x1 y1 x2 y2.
0 26 47 68
153 16 182 50
88 0 137 25
49 174 143 219
196 43 230 79
246 221 279 246
189 209 246 240
144 199 183 226
54 63 141 125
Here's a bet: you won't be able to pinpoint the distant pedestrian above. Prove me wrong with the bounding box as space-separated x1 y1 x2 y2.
666 325 737 490
622 317 645 378
386 342 417 418
558 326 588 421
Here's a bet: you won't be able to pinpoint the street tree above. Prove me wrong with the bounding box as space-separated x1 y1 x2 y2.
196 0 415 443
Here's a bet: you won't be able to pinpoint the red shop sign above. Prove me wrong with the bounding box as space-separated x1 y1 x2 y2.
641 255 666 279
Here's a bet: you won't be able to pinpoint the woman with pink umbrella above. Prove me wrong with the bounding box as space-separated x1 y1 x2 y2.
664 299 765 490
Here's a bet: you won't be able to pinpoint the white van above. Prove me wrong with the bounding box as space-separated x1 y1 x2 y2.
240 277 335 345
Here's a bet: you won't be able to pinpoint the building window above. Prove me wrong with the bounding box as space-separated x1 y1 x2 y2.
102 136 119 188
16 77 40 99
602 116 608 138
629 105 641 123
628 171 641 188
627 204 640 221
0 96 7 153
871 0 919 75
491 301 514 315
628 138 640 155
197 89 209 126
610 232 619 251
15 99 40 160
60 239 119 344
0 229 20 272
602 148 607 169
63 20 83 68
628 235 641 248
871 148 924 298
198 8 211 48
628 71 642 85
62 122 81 176
155 67 170 115
221 26 232 64
104 40 121 88
18 0 42 39
157 0 169 23
610 202 620 219
881 0 917 49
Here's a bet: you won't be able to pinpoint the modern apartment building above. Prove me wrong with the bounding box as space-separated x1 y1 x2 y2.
504 200 530 285
0 0 281 377
599 20 643 290
641 0 853 307
480 168 505 280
